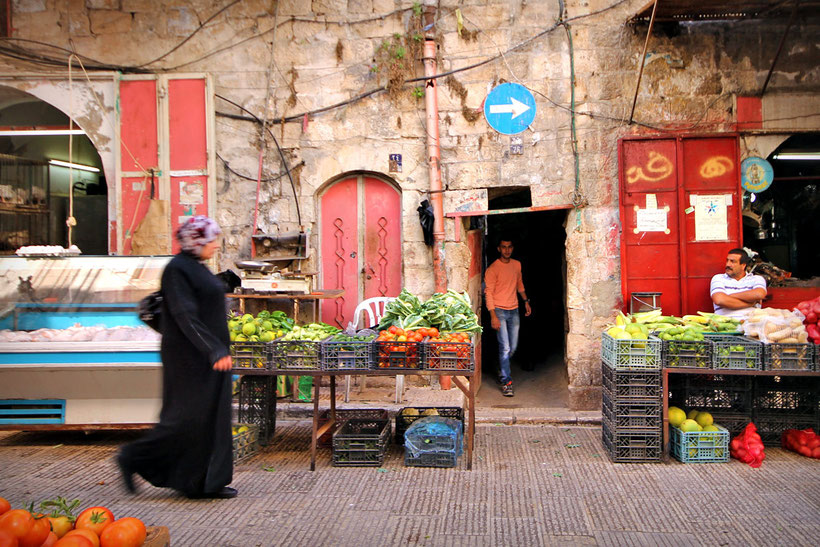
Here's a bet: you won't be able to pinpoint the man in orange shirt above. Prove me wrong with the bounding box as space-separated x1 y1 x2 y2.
485 237 531 396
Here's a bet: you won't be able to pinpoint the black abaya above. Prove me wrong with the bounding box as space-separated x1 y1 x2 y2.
120 251 232 496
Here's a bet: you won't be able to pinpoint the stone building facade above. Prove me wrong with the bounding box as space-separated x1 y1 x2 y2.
1 0 818 409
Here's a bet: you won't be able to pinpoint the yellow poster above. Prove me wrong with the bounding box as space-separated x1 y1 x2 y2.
694 194 728 241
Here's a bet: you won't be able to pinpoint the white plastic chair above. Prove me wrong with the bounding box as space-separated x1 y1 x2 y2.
345 297 405 402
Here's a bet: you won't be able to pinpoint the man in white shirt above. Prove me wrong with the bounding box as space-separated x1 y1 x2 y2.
710 248 767 318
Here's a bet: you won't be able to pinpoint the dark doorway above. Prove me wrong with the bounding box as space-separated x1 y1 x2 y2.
478 192 569 409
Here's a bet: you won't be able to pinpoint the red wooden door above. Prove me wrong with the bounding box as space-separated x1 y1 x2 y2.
320 175 402 328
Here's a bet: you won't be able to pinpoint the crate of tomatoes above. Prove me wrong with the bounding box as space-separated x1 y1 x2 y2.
423 331 474 371
374 326 426 370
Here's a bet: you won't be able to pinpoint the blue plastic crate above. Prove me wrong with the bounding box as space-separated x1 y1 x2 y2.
601 332 662 370
670 424 730 463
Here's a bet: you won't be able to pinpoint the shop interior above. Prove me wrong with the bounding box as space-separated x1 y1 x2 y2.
0 86 107 255
477 188 569 408
742 133 820 284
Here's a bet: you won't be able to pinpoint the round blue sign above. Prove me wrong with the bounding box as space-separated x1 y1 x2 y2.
741 157 774 193
483 83 536 135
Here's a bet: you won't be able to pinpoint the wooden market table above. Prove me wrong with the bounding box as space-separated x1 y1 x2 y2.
662 367 820 459
233 368 477 471
226 289 344 324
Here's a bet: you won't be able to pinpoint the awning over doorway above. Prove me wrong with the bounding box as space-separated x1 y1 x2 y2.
629 0 820 23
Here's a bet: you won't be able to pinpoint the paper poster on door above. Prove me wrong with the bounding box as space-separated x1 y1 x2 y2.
694 194 728 241
179 180 204 205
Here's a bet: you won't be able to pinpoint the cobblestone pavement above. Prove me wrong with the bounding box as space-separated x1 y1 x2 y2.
1 422 818 546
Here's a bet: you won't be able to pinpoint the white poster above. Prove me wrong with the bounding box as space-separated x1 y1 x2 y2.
635 208 668 232
694 194 728 241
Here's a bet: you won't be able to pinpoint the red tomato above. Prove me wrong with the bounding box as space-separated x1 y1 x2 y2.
54 536 93 547
0 499 9 517
99 518 146 547
63 530 99 547
428 327 439 338
0 529 18 547
0 510 34 540
388 325 398 335
75 507 114 537
47 516 73 539
41 532 59 547
17 516 49 547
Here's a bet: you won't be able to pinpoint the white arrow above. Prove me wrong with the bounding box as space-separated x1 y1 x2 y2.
489 97 531 119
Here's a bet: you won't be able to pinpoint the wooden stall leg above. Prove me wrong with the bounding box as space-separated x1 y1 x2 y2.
310 376 321 471
662 368 669 463
330 376 337 423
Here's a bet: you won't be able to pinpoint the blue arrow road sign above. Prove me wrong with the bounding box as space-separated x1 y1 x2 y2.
483 83 536 135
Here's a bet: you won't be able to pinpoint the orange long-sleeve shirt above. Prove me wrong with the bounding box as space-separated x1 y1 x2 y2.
484 258 525 311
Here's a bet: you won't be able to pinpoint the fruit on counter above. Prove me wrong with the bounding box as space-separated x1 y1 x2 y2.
99 517 146 547
730 423 765 467
227 310 294 343
280 323 339 341
375 326 422 368
795 296 820 344
667 406 686 428
608 310 741 334
232 425 250 436
680 419 702 433
782 428 820 459
0 498 8 516
695 411 714 428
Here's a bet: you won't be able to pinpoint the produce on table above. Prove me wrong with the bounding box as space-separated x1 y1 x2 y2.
742 307 808 343
730 423 765 467
326 332 376 345
374 326 426 368
782 428 820 459
0 497 8 516
377 289 482 333
279 322 339 341
227 310 294 343
795 295 820 344
99 518 146 547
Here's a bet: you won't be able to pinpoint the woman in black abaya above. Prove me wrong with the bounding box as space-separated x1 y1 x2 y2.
118 215 236 499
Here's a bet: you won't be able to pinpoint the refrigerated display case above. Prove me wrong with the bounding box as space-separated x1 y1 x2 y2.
0 255 171 429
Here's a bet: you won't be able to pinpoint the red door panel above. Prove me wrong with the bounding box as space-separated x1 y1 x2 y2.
321 178 359 328
622 139 677 193
118 79 158 255
363 177 401 300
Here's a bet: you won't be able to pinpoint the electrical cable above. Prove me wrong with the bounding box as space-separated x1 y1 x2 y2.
216 152 304 183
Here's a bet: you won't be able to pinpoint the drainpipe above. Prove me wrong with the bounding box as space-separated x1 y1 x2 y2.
422 1 450 389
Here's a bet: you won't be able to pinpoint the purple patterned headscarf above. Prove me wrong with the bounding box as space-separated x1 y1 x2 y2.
175 215 221 257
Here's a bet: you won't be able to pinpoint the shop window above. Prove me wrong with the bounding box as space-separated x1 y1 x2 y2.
742 134 820 283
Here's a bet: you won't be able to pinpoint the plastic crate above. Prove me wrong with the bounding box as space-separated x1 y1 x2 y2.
237 376 277 445
669 374 753 414
404 450 458 468
395 406 464 444
374 340 423 370
602 417 661 463
707 413 750 438
232 423 259 463
321 334 375 371
752 376 819 416
669 424 729 463
601 332 662 370
601 363 661 400
423 335 475 371
230 341 272 370
318 408 389 447
706 334 763 370
332 418 391 467
662 339 713 369
763 342 815 371
754 413 820 446
270 338 324 371
602 390 662 432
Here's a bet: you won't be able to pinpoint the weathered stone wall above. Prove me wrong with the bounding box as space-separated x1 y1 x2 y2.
1 0 819 408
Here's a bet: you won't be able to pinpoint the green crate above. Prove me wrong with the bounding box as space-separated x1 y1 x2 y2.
705 334 763 370
670 424 730 463
601 332 662 370
662 339 713 369
230 341 272 370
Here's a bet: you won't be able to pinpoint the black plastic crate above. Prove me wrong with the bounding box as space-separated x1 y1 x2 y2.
601 332 662 370
395 406 464 444
332 418 391 467
270 338 324 371
374 340 423 370
763 342 815 372
423 337 474 371
707 412 751 438
321 334 375 370
752 376 820 416
602 418 661 463
668 374 753 414
601 363 661 401
662 339 713 369
754 413 820 446
318 408 389 447
237 375 277 445
230 341 272 370
706 335 763 370
232 423 259 463
602 390 662 432
405 450 459 468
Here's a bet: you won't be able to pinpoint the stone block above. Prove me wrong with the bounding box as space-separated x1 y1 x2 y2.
16 0 46 12
278 0 314 16
87 9 132 34
568 385 601 411
167 7 198 36
122 0 157 11
347 0 373 15
444 188 488 214
86 0 118 9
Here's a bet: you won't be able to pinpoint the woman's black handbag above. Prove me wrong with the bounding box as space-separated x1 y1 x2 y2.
138 291 163 332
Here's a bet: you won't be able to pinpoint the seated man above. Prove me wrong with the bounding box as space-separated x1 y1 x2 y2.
710 248 767 319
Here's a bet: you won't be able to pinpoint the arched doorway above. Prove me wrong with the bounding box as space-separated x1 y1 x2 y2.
318 173 402 328
0 85 108 254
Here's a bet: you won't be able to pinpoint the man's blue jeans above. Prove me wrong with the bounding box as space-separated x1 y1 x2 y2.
494 308 520 385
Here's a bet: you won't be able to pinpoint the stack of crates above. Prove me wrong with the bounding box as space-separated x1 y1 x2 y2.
331 418 391 467
600 332 663 463
237 376 277 445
